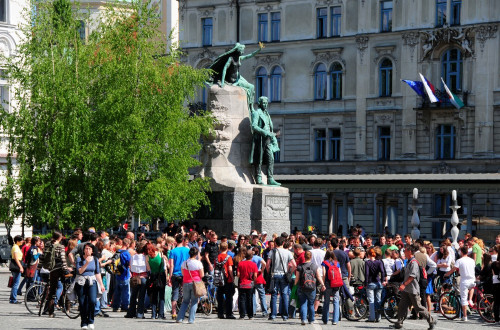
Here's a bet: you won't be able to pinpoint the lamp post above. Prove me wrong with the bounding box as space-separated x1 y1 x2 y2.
449 190 461 249
411 188 421 240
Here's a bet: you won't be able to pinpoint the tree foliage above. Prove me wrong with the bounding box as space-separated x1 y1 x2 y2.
0 0 213 230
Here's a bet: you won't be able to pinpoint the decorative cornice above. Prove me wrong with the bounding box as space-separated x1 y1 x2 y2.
253 52 284 71
310 47 345 69
373 45 397 64
420 26 475 60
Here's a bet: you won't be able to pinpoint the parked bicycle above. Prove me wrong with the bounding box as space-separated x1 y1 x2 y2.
199 274 218 316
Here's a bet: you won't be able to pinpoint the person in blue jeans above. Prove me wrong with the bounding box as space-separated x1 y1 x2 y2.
295 251 326 325
365 247 387 322
266 237 296 321
321 251 341 325
112 238 131 312
251 246 268 316
176 247 204 324
9 236 24 304
76 243 106 330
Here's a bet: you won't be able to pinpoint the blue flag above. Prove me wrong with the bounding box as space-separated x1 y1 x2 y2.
402 79 425 97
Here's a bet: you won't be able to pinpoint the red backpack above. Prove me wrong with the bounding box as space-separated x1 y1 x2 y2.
323 261 343 288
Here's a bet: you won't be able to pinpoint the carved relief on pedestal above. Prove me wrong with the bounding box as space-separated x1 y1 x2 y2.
204 100 232 157
265 195 289 219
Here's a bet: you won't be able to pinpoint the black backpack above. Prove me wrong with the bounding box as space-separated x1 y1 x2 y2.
213 255 230 287
300 263 317 292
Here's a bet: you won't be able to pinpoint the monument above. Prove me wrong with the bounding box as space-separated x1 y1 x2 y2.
195 43 290 235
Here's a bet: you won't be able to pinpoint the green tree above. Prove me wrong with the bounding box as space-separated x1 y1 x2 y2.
0 0 212 230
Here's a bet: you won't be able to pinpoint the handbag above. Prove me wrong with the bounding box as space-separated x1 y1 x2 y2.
186 260 206 297
7 276 14 288
9 258 20 273
131 275 141 287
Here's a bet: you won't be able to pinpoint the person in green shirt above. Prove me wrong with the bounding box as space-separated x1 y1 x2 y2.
467 238 483 268
381 236 399 258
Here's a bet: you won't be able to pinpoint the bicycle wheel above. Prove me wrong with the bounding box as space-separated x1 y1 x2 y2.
25 283 45 315
343 294 368 321
383 294 405 323
478 294 495 323
200 296 213 316
439 292 460 320
62 293 80 319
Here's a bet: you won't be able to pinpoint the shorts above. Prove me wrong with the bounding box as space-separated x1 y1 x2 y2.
171 275 183 301
459 279 475 306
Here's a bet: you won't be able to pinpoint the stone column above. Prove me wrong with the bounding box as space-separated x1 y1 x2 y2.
355 36 369 160
401 32 419 158
373 193 378 234
466 193 473 234
449 190 461 249
402 193 409 235
342 193 348 237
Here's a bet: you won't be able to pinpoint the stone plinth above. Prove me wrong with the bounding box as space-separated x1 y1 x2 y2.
194 85 290 235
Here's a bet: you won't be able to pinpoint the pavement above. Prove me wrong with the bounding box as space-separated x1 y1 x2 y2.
0 266 494 330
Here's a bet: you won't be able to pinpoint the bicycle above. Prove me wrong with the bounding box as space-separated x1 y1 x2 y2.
439 273 494 323
199 275 218 316
30 272 80 319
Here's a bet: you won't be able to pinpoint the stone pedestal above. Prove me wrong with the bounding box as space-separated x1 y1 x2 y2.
194 85 290 235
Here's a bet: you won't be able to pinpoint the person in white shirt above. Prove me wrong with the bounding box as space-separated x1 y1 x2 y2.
310 239 326 313
436 245 452 282
445 246 476 322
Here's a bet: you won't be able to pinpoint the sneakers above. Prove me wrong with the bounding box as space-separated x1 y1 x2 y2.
461 316 468 322
81 326 88 330
301 321 306 326
89 325 95 330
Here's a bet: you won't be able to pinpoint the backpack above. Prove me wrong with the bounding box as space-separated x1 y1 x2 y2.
41 242 58 270
213 255 230 287
108 251 124 275
323 261 343 288
300 263 317 292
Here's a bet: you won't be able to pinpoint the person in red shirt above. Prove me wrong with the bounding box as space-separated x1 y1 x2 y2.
237 250 258 319
294 243 306 266
216 242 235 319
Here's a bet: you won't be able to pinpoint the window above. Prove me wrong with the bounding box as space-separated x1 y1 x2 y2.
270 66 282 102
436 0 447 27
435 124 455 159
0 0 6 22
330 63 342 100
271 12 280 42
314 63 327 100
442 49 462 93
258 13 268 42
79 21 86 41
256 67 268 99
274 137 281 162
202 18 213 46
0 85 8 112
380 1 393 32
317 8 327 38
305 201 323 232
314 129 326 161
451 0 461 25
329 128 341 161
378 126 391 160
331 6 341 37
379 59 392 97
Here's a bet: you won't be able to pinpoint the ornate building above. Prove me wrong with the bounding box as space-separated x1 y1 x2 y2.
179 0 500 243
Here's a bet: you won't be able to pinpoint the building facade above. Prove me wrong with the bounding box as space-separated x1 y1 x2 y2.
179 0 500 243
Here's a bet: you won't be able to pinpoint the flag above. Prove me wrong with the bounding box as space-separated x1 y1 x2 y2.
441 77 464 109
419 73 439 103
402 79 425 97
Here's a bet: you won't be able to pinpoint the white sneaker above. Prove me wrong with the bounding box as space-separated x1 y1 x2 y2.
461 317 468 322
81 327 88 330
89 325 95 329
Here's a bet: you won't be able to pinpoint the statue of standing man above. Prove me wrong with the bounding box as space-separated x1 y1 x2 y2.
249 97 280 186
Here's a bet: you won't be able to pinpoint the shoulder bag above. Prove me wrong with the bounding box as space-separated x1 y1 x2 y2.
277 249 293 285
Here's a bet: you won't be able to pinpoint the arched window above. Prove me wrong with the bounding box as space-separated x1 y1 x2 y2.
441 49 462 93
314 63 327 100
256 67 268 99
270 66 282 102
379 59 392 97
330 63 342 100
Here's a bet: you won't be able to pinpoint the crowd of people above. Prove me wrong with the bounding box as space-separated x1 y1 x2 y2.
7 224 500 329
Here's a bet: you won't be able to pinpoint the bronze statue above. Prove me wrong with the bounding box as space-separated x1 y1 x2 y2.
209 42 264 114
249 96 280 186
